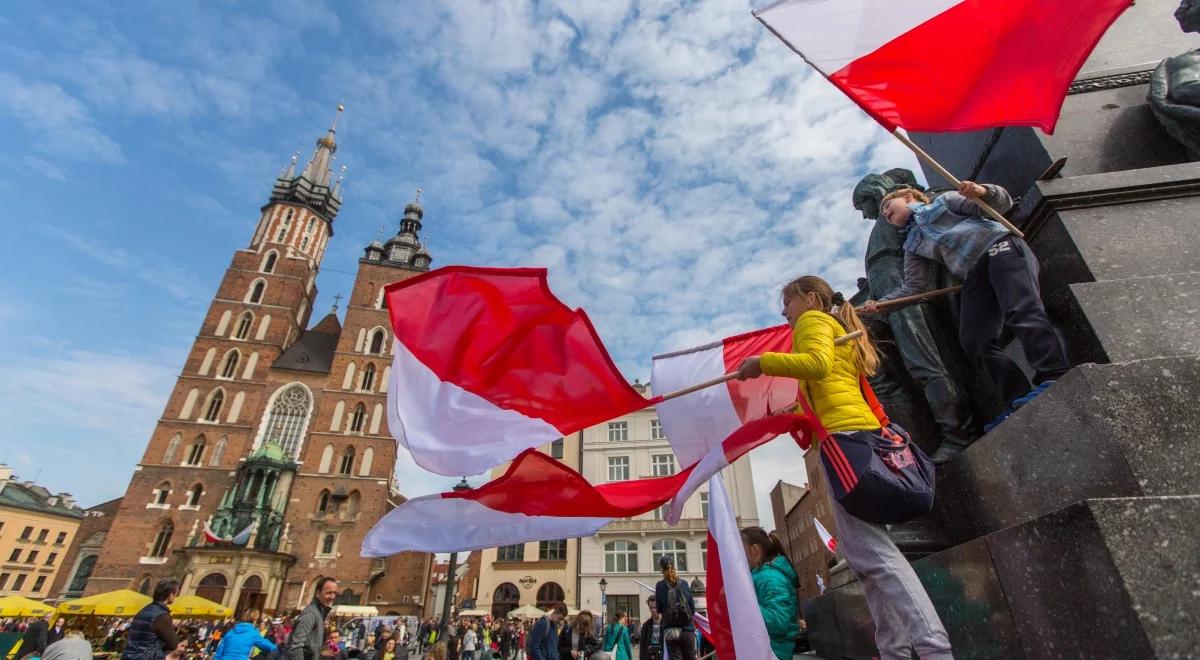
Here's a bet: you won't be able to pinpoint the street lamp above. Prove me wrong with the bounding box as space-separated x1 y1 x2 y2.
598 578 608 637
440 477 471 639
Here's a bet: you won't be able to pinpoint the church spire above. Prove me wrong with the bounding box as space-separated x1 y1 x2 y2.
363 189 432 271
268 105 346 223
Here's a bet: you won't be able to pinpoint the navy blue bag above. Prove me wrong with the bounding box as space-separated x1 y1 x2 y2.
799 375 936 524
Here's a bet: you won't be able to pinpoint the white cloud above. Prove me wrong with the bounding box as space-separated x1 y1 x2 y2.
37 225 207 302
0 73 124 163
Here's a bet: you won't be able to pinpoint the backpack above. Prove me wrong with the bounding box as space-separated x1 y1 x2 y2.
664 583 692 629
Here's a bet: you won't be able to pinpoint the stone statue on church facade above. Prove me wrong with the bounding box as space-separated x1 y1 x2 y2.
852 168 979 463
1149 0 1200 155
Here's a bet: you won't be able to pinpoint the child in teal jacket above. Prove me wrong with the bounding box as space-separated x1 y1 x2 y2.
742 527 801 660
602 612 633 660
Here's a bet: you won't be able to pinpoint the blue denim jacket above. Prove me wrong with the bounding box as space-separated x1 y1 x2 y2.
880 185 1014 302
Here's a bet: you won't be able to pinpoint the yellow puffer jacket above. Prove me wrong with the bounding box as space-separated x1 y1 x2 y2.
759 310 878 434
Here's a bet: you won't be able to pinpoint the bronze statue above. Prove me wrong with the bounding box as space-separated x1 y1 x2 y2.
853 169 978 463
1149 0 1200 155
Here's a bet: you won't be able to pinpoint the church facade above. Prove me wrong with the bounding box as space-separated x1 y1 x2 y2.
84 109 433 616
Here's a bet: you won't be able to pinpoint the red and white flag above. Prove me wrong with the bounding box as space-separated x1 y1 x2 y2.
362 450 693 555
755 0 1133 133
652 325 814 523
815 517 838 554
701 477 774 659
384 266 654 476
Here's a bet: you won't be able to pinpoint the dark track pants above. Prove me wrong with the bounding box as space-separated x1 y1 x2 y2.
958 237 1070 405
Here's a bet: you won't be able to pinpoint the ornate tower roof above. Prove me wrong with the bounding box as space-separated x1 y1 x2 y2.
363 188 433 272
268 105 347 225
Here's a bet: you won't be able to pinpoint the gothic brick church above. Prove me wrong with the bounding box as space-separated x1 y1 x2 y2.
84 108 433 616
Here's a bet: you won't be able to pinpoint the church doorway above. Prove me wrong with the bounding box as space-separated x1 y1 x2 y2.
235 575 267 616
196 573 228 605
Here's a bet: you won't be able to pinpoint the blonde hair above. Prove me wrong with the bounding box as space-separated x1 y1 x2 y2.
781 275 880 376
881 187 929 205
572 611 594 636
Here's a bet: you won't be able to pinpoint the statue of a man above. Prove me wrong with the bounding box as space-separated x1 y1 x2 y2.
853 168 978 463
1149 0 1200 155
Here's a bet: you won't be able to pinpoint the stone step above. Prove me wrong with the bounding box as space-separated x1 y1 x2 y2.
931 355 1200 545
804 495 1200 659
1068 272 1200 363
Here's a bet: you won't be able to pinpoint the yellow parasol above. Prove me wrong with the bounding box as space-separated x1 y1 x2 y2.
0 595 55 617
57 589 151 616
169 594 232 619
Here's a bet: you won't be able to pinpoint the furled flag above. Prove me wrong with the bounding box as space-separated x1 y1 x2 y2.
204 521 254 546
816 573 827 594
700 477 774 659
652 325 815 523
814 517 838 554
362 450 693 555
754 0 1134 133
384 266 654 476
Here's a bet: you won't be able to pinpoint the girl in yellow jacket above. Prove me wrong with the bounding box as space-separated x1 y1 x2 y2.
737 275 953 660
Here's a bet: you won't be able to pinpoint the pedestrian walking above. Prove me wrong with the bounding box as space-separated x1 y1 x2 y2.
528 603 566 660
653 557 695 660
600 614 631 660
460 624 477 660
739 274 953 659
637 598 663 660
214 609 277 660
287 577 339 660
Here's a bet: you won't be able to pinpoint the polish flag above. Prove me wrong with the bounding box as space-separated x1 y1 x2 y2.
652 325 814 523
362 450 693 555
754 0 1133 133
701 477 774 659
384 266 654 476
815 517 838 554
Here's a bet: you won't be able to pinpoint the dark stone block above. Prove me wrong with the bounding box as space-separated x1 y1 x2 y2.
801 590 847 658
1076 0 1195 76
935 356 1200 544
1070 273 1200 363
988 496 1200 658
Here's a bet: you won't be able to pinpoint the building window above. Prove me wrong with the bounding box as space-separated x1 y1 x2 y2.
219 350 240 379
150 522 174 558
235 311 254 339
25 550 38 564
154 483 170 505
32 575 46 592
492 583 520 619
262 251 277 273
652 504 668 521
651 419 665 440
360 363 376 391
12 574 27 591
260 384 313 459
203 391 224 422
700 492 709 519
651 454 676 477
248 281 266 304
186 440 206 465
19 526 32 540
36 529 48 543
317 490 331 513
368 330 385 355
604 540 638 573
46 552 57 566
539 539 567 560
54 532 67 546
339 447 355 475
607 456 630 482
652 539 688 573
7 549 19 562
607 422 628 442
320 534 337 556
68 555 97 592
549 438 564 459
496 544 525 562
536 582 565 609
0 574 8 590
186 484 203 506
349 404 366 433
701 541 708 567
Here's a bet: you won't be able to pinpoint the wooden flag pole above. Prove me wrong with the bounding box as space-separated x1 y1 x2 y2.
858 285 962 315
656 330 864 403
891 129 1025 239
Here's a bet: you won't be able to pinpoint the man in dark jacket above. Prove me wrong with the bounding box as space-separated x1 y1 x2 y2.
638 597 663 660
122 580 182 660
21 612 52 657
287 577 338 660
528 603 566 660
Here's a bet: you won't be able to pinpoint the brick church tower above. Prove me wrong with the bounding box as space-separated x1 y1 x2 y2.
85 108 433 616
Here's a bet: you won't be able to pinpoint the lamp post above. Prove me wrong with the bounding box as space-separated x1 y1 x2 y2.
439 477 471 639
598 578 608 637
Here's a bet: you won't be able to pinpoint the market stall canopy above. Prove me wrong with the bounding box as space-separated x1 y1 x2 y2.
170 595 232 619
457 609 489 617
0 595 55 617
330 605 379 617
507 605 545 619
58 589 151 616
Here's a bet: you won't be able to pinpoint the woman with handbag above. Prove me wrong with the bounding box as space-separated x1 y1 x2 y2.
737 275 953 660
600 614 631 660
556 611 600 660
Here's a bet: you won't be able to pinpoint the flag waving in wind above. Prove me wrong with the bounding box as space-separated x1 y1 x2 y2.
755 0 1134 133
385 266 655 476
815 517 838 554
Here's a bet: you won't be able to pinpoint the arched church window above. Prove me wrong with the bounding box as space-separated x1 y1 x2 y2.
339 447 355 475
360 364 376 391
235 311 254 340
368 330 385 355
186 438 206 465
149 521 173 558
219 350 240 379
258 384 312 459
317 489 331 513
248 280 266 304
186 484 203 506
321 534 337 555
203 391 224 422
349 404 366 433
261 251 278 274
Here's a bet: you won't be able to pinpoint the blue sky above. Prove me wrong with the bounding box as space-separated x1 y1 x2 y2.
0 0 920 522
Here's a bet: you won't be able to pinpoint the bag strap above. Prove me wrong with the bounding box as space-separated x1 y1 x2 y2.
789 382 830 450
858 373 891 428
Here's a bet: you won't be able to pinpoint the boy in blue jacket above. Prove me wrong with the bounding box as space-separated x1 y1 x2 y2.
864 181 1070 457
